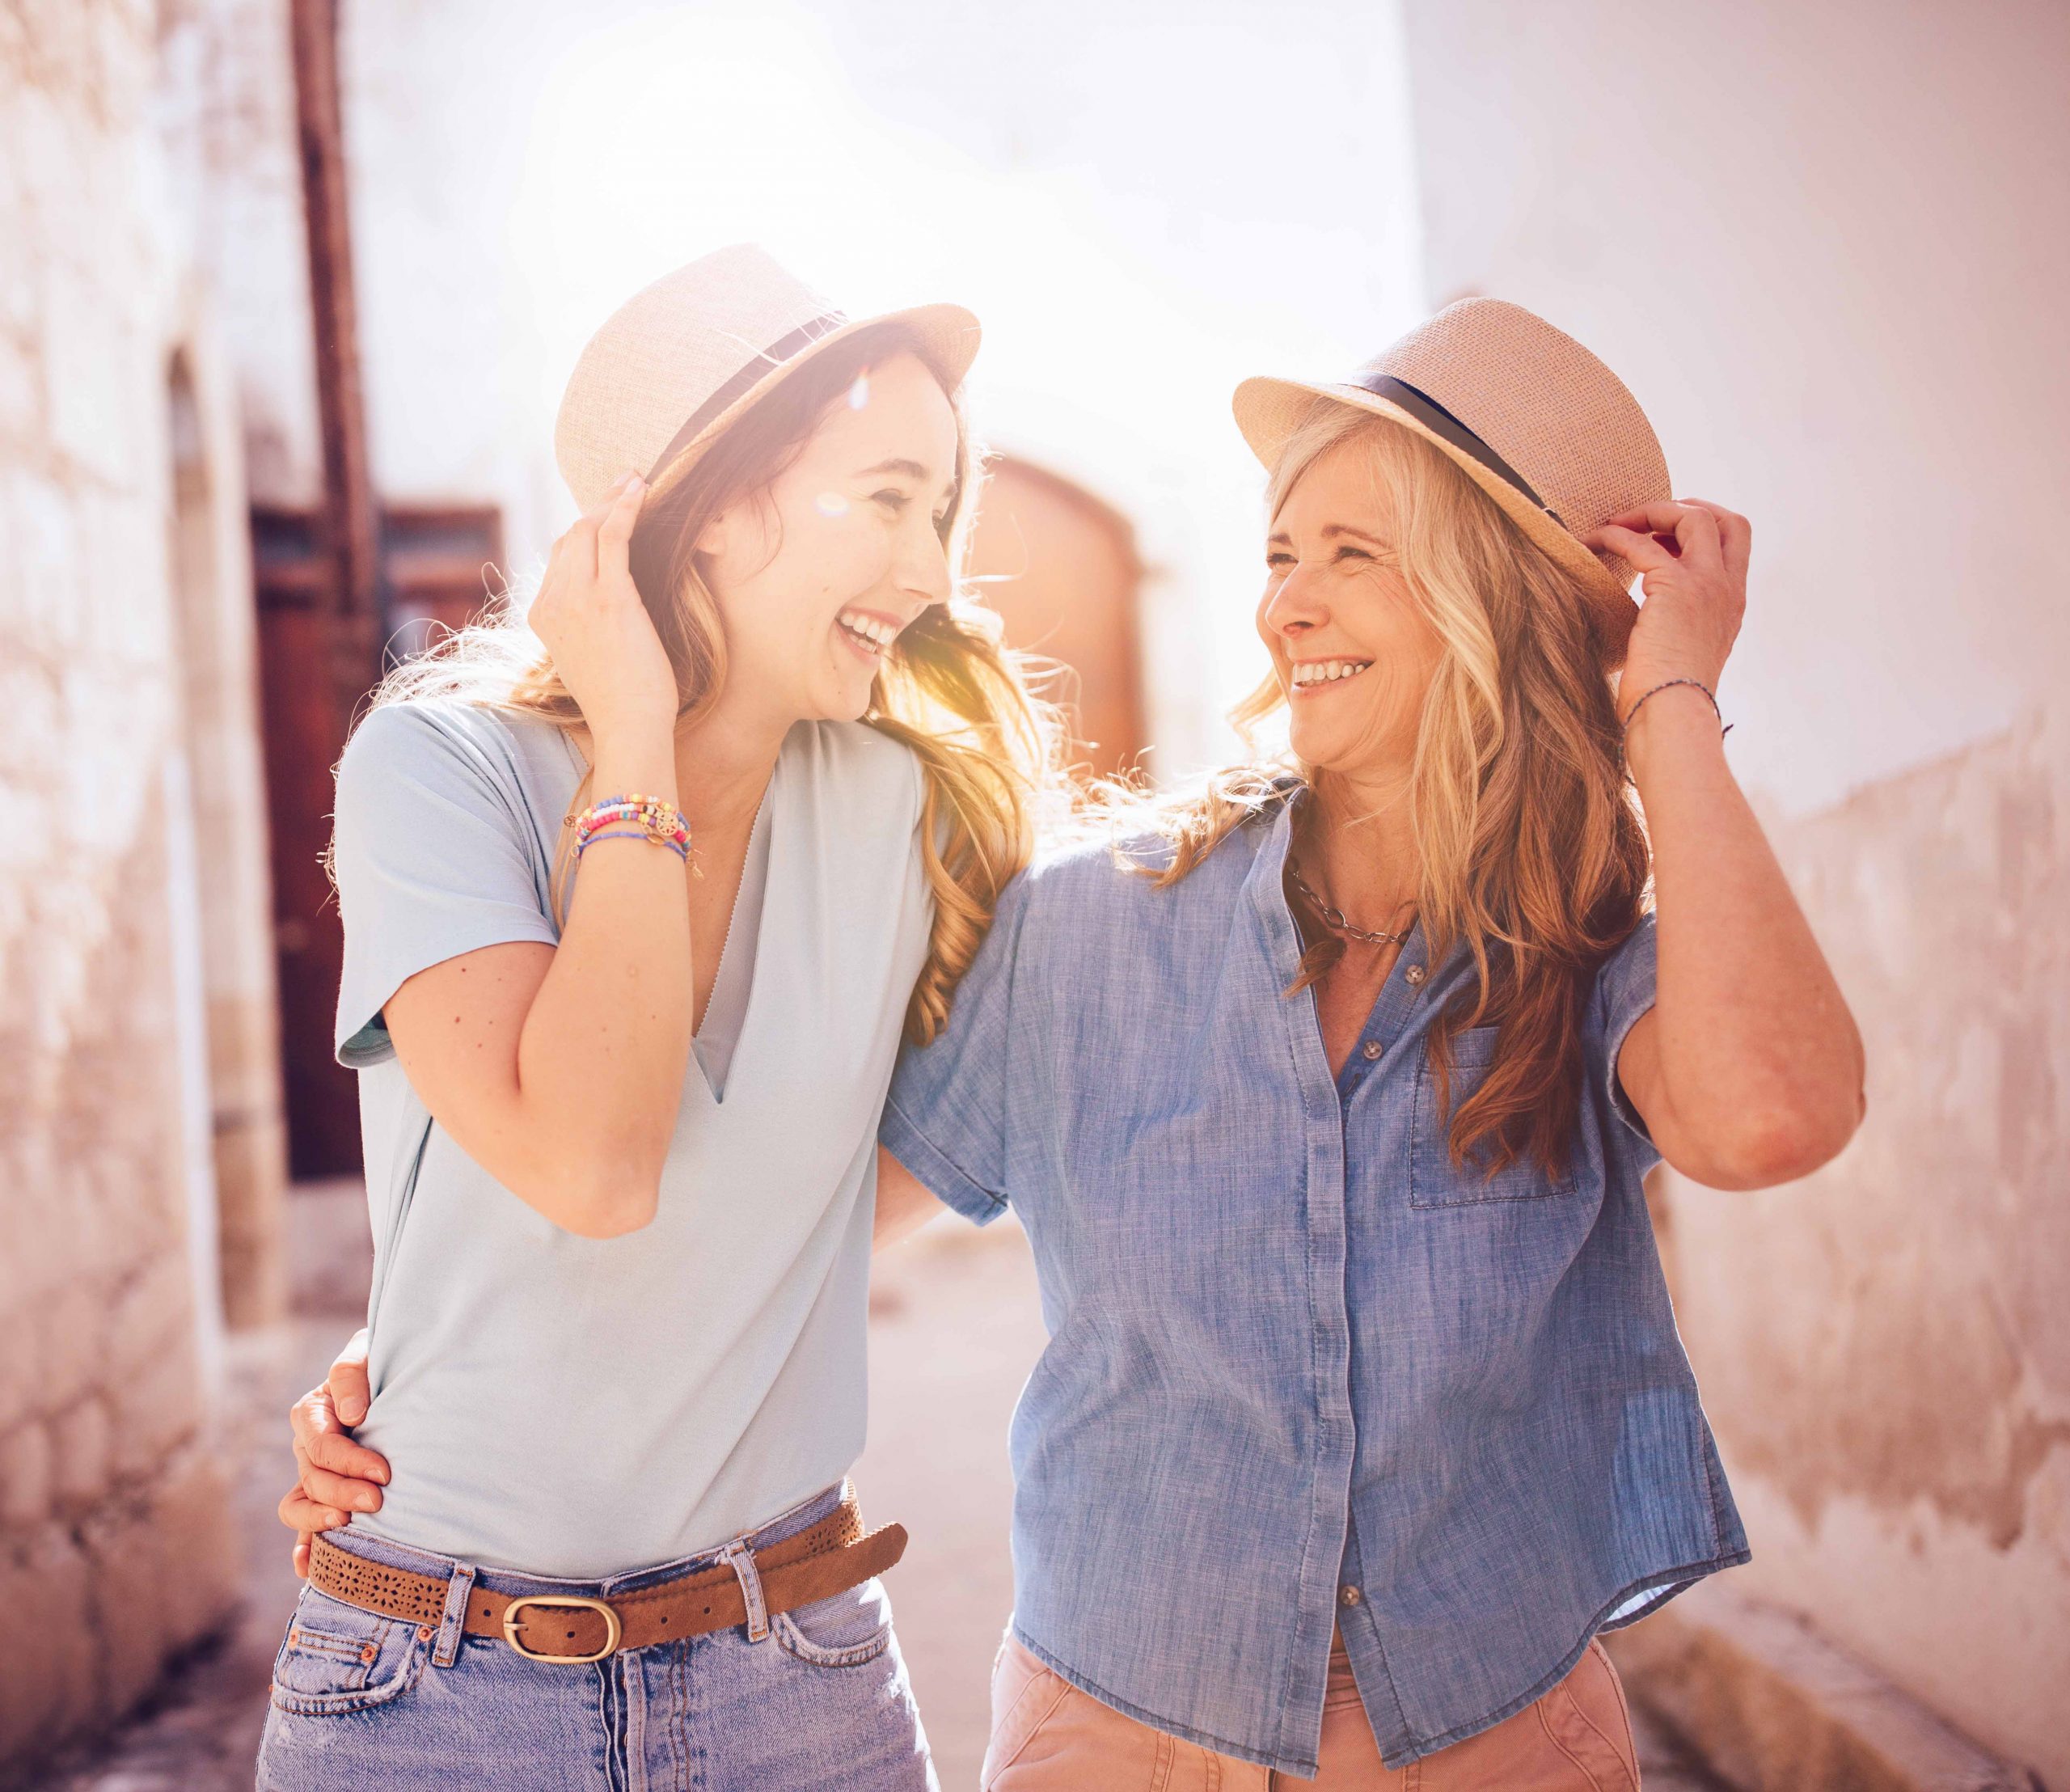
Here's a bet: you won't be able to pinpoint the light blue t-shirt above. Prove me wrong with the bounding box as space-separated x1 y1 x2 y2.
330 699 932 1577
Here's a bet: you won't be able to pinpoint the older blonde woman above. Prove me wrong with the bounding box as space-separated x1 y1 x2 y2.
875 300 1863 1787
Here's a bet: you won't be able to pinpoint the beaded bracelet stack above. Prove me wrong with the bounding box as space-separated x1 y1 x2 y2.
571 793 691 862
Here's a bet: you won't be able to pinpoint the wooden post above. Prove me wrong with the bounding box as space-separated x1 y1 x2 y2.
268 0 378 1177
289 0 381 713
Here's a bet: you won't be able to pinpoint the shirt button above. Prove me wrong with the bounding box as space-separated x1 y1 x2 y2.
1360 1039 1382 1061
1404 964 1427 987
1339 1584 1362 1608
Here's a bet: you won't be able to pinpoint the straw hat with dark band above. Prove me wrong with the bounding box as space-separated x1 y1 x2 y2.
554 243 982 514
1232 298 1670 661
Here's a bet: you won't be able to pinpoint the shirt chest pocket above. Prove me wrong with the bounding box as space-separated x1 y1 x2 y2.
1409 1026 1576 1208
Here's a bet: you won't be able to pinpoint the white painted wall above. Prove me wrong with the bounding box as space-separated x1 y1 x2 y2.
1396 2 2070 1778
1400 0 2070 817
169 0 1429 774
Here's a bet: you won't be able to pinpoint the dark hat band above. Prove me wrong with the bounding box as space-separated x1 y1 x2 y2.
644 311 849 488
1346 373 1562 526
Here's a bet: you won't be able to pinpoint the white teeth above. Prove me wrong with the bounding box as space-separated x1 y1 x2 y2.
838 612 898 651
1291 658 1375 687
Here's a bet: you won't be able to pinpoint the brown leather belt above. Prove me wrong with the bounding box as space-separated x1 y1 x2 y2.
306 1492 905 1665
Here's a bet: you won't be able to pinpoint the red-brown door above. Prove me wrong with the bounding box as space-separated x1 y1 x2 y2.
254 502 505 1179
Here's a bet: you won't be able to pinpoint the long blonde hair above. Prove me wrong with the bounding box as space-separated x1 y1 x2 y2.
1116 403 1650 1179
353 321 1061 1043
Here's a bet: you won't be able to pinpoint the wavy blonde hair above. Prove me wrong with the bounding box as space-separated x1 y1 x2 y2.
1110 403 1650 1180
353 321 1061 1044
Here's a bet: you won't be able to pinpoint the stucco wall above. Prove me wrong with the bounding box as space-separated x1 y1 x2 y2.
167 314 290 1332
1398 1 2070 1780
156 0 321 507
1662 713 2070 1777
152 0 1430 776
1402 0 2070 819
0 0 238 1771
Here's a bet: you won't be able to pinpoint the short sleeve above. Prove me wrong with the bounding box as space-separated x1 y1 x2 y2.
330 704 560 1067
1595 911 1660 1155
878 870 1035 1226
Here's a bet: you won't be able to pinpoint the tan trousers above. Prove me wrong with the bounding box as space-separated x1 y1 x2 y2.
982 1631 1641 1790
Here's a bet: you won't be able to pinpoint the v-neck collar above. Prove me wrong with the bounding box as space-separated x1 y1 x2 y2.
691 770 775 1104
1244 787 1436 1108
555 726 785 1107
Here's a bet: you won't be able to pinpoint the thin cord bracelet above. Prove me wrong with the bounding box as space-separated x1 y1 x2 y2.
1619 677 1733 783
575 827 690 862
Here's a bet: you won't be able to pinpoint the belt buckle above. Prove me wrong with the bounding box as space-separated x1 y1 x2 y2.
501 1594 623 1664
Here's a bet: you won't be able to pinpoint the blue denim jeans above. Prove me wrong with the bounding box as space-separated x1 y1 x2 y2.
255 1482 936 1790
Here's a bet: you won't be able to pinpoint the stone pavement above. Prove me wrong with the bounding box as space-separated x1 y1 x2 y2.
39 1186 1724 1790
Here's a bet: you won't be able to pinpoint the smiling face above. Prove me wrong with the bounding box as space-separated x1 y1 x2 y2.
692 351 961 729
1259 434 1447 777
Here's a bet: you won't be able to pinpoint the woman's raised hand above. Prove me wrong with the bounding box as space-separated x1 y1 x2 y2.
1584 498 1750 723
529 473 679 744
279 1329 395 1578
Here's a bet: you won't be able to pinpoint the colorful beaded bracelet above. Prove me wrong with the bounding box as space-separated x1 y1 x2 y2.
571 792 691 860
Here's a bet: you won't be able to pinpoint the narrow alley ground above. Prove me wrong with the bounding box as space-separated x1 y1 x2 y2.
40 1184 1723 1790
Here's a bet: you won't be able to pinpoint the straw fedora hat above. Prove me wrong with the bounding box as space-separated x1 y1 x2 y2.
1231 298 1669 661
554 243 982 514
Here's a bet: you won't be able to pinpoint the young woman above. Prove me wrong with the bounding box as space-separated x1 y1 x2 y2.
286 299 1865 1786
254 243 1052 1790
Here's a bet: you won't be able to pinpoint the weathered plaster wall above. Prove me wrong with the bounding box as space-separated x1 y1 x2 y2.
1657 713 2070 1777
1398 0 2070 1780
156 0 320 506
1401 0 2070 821
167 311 289 1331
159 0 1426 773
0 0 237 1770
155 0 564 532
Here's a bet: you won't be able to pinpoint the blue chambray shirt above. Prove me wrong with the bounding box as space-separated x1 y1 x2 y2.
880 791 1747 1773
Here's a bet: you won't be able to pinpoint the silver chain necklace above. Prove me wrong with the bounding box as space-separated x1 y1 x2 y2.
1286 860 1416 948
